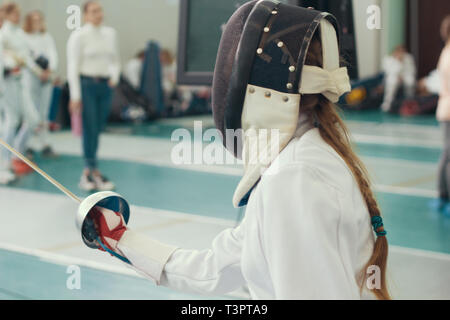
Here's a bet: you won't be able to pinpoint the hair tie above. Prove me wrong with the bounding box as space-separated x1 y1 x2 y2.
371 216 387 237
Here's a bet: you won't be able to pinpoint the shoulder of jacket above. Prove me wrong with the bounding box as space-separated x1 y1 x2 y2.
102 25 117 35
266 130 354 193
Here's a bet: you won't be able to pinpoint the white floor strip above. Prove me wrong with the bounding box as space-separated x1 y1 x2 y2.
0 241 448 300
373 185 437 198
38 131 442 191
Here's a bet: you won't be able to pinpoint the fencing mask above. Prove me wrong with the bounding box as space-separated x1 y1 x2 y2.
212 0 351 207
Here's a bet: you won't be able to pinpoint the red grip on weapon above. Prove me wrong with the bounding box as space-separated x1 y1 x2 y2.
89 206 127 254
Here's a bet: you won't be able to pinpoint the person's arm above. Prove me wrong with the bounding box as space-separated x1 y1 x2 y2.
108 28 120 87
21 32 44 77
47 33 58 74
438 49 450 95
258 164 358 299
118 220 246 296
66 30 82 111
0 35 4 96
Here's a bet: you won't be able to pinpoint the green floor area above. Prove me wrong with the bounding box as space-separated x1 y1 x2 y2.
355 143 440 163
104 110 439 141
6 154 450 255
0 249 225 300
340 109 439 126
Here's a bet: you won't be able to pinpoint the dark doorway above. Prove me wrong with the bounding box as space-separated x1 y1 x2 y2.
407 0 450 78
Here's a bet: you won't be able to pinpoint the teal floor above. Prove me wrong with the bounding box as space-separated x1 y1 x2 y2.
1 110 449 300
341 109 439 126
5 151 450 255
0 249 224 300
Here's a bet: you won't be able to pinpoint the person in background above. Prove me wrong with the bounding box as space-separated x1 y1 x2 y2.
431 15 450 216
123 49 145 91
0 6 5 183
0 2 43 184
160 49 176 96
67 0 120 192
159 48 211 116
23 10 58 158
381 45 416 112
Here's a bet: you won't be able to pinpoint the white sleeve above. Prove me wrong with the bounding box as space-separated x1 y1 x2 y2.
0 35 4 95
67 31 82 101
403 54 416 78
47 34 58 73
118 221 246 296
258 164 358 299
108 29 121 85
21 33 42 77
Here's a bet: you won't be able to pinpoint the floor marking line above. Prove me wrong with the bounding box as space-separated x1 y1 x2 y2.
0 287 31 300
390 245 450 261
373 185 437 198
351 133 441 149
392 174 437 188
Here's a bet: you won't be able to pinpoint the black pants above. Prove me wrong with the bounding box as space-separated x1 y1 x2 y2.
438 122 450 199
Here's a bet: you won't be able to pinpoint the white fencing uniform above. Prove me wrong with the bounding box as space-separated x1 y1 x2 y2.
0 20 40 170
81 3 379 300
117 126 376 299
23 31 58 150
381 53 416 111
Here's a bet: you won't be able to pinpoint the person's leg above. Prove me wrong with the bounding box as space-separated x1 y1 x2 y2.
444 123 450 199
14 75 40 156
39 81 55 154
99 81 113 131
403 73 416 99
81 77 99 171
90 81 114 190
1 78 21 166
381 74 400 112
25 71 42 152
434 122 450 210
0 78 21 183
90 81 112 168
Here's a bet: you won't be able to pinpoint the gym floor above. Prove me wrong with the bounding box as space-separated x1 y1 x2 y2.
0 110 449 300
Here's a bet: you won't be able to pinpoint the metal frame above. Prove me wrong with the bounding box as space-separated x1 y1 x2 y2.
176 0 213 85
176 0 300 86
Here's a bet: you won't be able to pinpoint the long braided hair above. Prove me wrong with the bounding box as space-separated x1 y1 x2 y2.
300 35 390 300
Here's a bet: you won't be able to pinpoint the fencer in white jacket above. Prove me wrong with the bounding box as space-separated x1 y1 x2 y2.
0 4 41 182
118 120 376 299
82 2 390 300
23 11 58 155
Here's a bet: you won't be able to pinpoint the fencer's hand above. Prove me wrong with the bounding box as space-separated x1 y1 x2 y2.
69 100 82 114
90 206 127 253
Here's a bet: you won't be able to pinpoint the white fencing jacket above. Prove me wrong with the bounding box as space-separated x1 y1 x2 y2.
67 23 120 101
23 32 58 73
118 127 376 299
